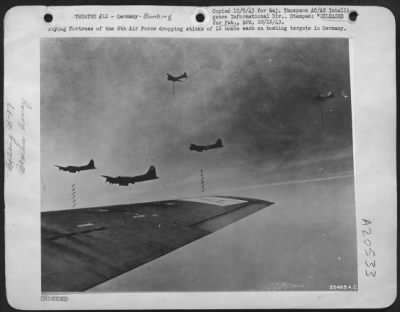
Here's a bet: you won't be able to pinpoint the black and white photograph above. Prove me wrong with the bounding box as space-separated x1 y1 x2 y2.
40 37 358 292
3 4 397 309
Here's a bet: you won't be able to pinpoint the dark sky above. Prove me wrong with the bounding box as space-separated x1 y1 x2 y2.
41 38 353 211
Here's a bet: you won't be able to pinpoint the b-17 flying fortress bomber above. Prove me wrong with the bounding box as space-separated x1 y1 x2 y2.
166 71 188 94
38 34 361 296
54 159 96 173
166 72 188 82
101 165 159 186
314 91 335 101
189 138 224 152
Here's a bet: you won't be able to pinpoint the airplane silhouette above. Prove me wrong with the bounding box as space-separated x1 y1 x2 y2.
166 72 188 82
55 159 96 173
314 91 335 101
101 165 159 186
167 72 188 95
190 138 224 152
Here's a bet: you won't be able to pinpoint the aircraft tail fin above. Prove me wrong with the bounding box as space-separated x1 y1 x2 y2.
216 138 223 147
88 159 95 169
146 165 158 179
183 72 188 78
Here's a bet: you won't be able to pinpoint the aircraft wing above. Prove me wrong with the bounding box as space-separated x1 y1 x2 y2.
190 144 204 151
42 196 274 291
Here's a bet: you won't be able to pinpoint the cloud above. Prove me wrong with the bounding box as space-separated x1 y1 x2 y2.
41 38 353 210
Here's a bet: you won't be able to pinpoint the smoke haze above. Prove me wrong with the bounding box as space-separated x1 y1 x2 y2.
41 38 353 211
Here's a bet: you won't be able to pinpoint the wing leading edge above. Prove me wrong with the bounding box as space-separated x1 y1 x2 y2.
41 196 274 292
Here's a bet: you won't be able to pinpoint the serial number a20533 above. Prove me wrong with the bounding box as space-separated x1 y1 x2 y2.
362 218 376 278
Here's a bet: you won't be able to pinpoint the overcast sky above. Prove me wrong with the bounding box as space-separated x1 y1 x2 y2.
41 38 353 211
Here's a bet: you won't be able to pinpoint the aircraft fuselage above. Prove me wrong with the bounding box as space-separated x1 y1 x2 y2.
102 166 159 186
56 160 96 173
189 139 224 152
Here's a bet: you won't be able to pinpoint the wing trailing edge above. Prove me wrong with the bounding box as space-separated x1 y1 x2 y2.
41 196 274 291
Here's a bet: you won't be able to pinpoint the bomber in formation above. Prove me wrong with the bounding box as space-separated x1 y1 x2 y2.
101 165 159 186
55 67 223 186
55 159 96 173
189 138 224 152
314 91 334 101
166 71 188 94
